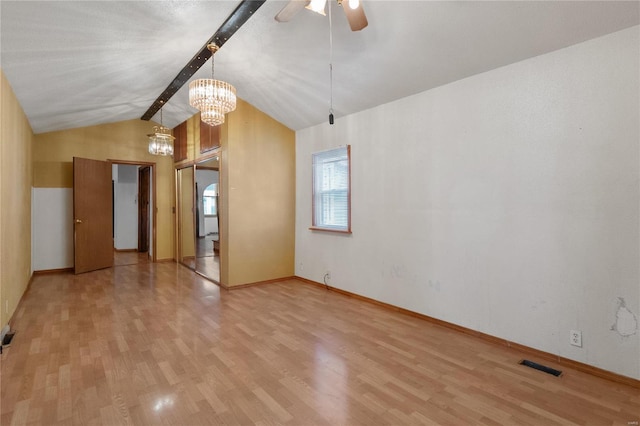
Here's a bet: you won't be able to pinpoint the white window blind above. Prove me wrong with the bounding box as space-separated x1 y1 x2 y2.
312 146 351 232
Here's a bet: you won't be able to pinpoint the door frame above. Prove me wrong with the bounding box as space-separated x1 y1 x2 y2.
138 166 151 253
110 159 157 262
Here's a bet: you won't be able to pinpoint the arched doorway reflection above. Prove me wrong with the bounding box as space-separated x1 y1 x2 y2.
195 157 220 283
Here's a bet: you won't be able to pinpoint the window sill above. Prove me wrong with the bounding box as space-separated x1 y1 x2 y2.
309 226 352 235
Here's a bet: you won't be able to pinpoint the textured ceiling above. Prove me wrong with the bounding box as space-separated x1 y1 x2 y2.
1 1 638 134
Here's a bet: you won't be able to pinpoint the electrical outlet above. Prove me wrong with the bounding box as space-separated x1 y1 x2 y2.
570 330 582 347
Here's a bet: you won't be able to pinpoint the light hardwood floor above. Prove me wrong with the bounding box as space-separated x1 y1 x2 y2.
1 262 638 425
195 235 220 282
114 251 150 267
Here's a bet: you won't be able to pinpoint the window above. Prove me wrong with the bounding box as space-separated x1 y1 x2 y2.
311 145 351 233
203 183 217 216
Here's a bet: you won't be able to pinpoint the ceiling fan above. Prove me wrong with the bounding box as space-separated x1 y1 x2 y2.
275 0 368 31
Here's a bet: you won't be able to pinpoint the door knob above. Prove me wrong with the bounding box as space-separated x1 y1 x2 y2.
75 219 82 224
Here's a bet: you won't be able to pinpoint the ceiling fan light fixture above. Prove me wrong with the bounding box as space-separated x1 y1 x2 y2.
188 43 237 126
306 0 327 15
148 108 175 156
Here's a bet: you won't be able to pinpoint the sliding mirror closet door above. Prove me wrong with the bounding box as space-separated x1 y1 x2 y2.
195 156 220 283
177 166 196 269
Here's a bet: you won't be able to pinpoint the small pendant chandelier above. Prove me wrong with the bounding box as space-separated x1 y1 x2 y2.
189 43 237 126
148 105 175 156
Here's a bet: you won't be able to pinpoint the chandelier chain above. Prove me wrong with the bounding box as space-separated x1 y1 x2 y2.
211 51 215 79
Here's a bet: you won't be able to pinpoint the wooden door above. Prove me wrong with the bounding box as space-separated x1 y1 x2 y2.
200 122 220 153
173 120 188 162
138 166 150 253
73 157 113 274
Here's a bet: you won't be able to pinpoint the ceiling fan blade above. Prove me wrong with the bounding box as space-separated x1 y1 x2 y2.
342 0 368 31
275 0 310 22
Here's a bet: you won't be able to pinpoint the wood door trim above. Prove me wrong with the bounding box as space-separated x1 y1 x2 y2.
108 159 155 166
138 166 151 253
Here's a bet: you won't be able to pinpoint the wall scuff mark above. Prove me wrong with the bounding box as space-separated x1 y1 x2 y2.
610 297 638 337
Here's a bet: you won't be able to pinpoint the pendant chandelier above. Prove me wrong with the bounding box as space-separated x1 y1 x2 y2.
147 106 175 156
189 43 236 126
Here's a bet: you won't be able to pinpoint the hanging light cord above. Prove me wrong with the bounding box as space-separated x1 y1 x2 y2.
208 43 219 79
328 0 334 124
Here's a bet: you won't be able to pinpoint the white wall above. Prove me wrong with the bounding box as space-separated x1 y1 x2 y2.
204 216 219 235
32 188 73 270
113 164 139 250
295 27 640 379
33 164 154 270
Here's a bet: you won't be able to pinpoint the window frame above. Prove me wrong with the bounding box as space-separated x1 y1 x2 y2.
202 184 217 217
310 145 352 234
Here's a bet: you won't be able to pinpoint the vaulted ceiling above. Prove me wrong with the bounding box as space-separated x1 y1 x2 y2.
1 1 638 134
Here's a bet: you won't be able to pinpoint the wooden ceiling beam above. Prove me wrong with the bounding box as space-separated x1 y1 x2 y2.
141 0 266 121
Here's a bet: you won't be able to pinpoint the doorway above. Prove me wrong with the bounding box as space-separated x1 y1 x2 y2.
112 161 156 266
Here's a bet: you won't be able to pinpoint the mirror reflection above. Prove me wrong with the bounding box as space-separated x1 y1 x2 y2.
195 157 220 283
177 166 195 269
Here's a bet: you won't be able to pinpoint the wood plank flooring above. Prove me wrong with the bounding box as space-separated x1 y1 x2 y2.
195 235 220 283
1 262 638 425
113 251 150 267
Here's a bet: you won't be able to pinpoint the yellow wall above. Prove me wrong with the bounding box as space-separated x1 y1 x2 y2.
1 69 33 328
33 119 175 261
174 104 295 287
221 99 296 286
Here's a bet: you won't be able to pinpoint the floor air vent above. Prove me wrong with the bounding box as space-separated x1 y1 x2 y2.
519 359 562 377
1 330 16 353
2 331 15 346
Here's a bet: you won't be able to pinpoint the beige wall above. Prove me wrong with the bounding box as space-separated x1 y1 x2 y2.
1 69 33 328
174 103 295 287
221 99 296 287
33 119 175 261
